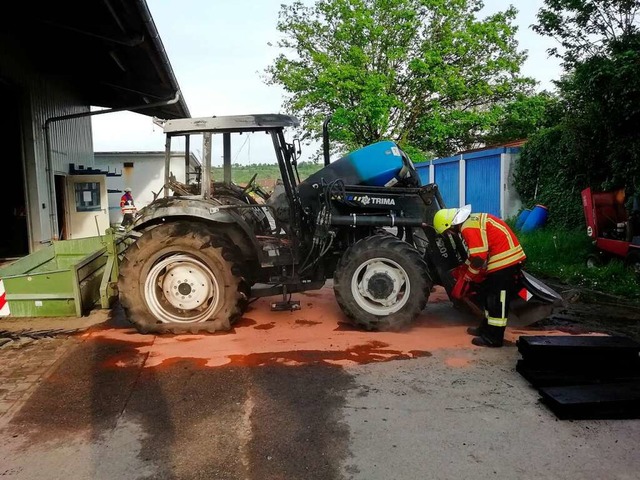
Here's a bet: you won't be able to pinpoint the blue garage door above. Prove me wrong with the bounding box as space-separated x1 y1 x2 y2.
465 155 500 217
414 162 429 186
434 160 459 208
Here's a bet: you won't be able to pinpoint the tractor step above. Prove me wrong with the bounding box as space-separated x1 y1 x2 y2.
270 300 301 312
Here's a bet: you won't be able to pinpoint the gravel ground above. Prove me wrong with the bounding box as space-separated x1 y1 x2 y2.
531 281 640 341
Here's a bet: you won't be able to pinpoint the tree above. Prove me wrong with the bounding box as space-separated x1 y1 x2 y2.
534 0 640 66
266 0 534 158
561 34 640 187
484 91 561 146
515 33 640 227
513 1 640 227
514 125 586 228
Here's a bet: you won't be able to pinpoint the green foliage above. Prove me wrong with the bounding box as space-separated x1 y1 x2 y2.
397 144 432 163
211 162 323 190
517 2 640 227
558 35 640 191
514 126 586 228
515 32 640 227
518 227 640 300
484 91 562 145
534 0 640 67
266 0 534 157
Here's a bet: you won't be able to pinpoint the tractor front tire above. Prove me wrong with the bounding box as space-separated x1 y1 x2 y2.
334 234 432 331
118 222 246 334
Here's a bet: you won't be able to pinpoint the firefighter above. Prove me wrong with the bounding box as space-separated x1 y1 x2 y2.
433 205 527 348
119 187 136 229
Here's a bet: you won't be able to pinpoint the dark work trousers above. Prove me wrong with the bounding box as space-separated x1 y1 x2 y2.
474 263 524 346
121 213 135 228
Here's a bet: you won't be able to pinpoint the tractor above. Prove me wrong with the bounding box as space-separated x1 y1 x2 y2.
117 113 561 334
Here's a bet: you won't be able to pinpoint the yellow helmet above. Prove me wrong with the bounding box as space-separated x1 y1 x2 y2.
433 205 472 234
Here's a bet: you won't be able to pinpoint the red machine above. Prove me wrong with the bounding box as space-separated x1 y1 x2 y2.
581 187 640 271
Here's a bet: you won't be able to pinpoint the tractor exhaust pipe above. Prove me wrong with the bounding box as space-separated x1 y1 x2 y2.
322 115 332 166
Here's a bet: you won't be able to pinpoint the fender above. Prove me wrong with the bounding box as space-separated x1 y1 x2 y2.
132 196 263 261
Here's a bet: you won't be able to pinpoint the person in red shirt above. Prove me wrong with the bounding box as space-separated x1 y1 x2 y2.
433 205 527 348
119 187 136 229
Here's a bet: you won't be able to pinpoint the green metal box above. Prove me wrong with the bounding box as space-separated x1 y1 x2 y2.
0 231 122 317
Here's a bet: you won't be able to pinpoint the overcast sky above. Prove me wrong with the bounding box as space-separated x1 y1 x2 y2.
91 0 562 164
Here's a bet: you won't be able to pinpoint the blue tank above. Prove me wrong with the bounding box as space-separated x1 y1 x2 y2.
298 140 418 209
343 141 406 186
301 141 406 190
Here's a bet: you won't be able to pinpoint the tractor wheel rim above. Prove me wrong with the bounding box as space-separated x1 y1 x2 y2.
351 258 409 315
145 254 221 323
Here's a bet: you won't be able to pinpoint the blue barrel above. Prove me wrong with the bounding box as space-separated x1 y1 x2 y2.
515 209 531 231
521 204 549 232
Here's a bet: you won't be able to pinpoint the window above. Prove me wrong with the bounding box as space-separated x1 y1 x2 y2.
74 182 101 212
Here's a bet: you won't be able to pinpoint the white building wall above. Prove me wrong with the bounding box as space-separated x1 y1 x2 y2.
503 151 523 220
95 152 199 226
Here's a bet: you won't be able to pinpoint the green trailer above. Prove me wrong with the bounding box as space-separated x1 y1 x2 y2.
0 229 127 317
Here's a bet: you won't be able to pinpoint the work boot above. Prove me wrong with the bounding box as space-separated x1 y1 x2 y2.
471 336 503 348
466 326 482 336
466 318 488 337
471 324 505 348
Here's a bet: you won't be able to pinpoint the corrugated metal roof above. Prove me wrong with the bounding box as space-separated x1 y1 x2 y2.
1 0 190 119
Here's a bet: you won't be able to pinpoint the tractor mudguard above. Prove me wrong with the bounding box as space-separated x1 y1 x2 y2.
133 196 262 260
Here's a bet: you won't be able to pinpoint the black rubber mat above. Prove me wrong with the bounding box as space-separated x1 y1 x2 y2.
538 382 640 419
516 359 640 388
517 335 640 419
516 335 640 369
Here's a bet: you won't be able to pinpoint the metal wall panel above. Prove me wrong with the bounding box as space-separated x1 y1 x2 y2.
465 154 501 217
1 49 94 249
30 81 93 173
427 146 522 219
415 162 430 186
434 161 460 208
28 80 93 245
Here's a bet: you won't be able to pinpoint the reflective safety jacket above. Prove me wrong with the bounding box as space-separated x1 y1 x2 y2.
459 212 526 282
120 192 135 213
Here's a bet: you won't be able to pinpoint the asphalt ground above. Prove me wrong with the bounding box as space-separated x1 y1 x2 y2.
1 286 639 480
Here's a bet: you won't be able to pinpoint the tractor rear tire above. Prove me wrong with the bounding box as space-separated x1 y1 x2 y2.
334 234 432 331
118 222 246 334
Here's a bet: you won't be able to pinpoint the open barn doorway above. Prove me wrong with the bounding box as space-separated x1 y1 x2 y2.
0 80 29 259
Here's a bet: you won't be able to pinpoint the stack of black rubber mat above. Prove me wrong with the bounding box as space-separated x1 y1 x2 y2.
516 335 640 419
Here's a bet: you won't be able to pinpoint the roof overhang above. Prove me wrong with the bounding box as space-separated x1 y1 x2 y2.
162 114 301 135
5 0 190 119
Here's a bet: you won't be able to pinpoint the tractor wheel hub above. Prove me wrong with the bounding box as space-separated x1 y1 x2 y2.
367 273 394 299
